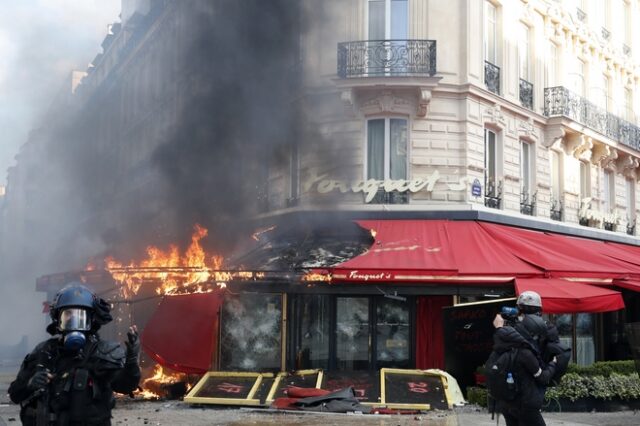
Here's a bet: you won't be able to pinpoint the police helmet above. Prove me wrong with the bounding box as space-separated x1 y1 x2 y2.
50 283 96 331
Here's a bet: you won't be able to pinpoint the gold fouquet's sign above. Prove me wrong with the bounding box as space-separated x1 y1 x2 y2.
303 170 468 203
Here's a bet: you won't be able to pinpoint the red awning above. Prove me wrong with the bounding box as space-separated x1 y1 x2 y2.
515 278 625 313
479 223 639 278
141 292 222 374
330 220 542 283
612 279 640 292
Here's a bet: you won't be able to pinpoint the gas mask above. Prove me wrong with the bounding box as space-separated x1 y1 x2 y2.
58 308 92 351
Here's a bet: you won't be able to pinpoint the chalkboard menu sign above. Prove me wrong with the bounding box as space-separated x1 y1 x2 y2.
380 368 450 410
266 369 323 403
184 372 274 405
443 298 516 391
321 371 379 404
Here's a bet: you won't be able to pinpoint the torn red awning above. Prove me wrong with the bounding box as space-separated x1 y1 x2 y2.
141 292 222 374
330 220 542 283
515 278 624 313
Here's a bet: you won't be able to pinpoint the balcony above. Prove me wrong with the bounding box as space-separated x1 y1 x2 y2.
484 178 502 209
627 220 636 236
623 44 631 57
576 8 587 22
601 27 611 42
484 61 500 95
550 196 563 221
544 86 640 151
520 188 536 216
519 79 533 110
337 40 436 78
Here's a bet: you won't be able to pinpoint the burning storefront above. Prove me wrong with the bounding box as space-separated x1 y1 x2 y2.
35 213 640 400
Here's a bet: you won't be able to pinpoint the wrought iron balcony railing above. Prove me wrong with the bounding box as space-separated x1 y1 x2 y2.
601 27 611 42
623 43 631 57
604 220 616 232
484 178 502 209
337 40 436 78
520 188 537 216
576 8 587 22
550 196 563 221
627 219 636 236
519 78 533 110
484 61 500 95
544 86 640 151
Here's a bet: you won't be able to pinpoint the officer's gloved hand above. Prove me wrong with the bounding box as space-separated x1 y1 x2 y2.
27 369 51 391
125 325 140 363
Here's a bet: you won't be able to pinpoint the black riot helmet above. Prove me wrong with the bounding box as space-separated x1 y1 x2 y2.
48 282 113 336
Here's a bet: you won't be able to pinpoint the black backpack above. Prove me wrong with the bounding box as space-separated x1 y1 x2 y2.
543 340 572 387
485 347 520 401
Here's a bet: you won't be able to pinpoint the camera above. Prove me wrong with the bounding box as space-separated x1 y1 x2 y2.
500 306 519 326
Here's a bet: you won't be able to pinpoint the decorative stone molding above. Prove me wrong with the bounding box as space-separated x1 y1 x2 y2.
595 146 618 171
543 125 565 148
619 155 640 180
340 88 356 113
518 118 538 143
417 88 432 117
483 105 507 131
359 89 415 116
568 134 593 162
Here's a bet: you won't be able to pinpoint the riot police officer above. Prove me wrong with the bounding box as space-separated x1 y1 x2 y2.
9 283 141 425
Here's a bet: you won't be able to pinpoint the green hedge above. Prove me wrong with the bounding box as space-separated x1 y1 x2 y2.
566 360 637 377
545 373 640 402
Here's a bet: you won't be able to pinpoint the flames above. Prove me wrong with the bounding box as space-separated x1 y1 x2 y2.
137 364 188 399
105 224 224 297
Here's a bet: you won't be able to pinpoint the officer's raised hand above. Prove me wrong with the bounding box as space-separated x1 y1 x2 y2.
27 368 53 391
125 325 140 363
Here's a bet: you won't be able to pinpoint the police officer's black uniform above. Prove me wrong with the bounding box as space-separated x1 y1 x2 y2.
8 283 141 425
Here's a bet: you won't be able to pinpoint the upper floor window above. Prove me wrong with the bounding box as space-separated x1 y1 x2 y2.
546 42 559 88
484 128 502 208
627 178 636 233
569 59 585 97
520 140 535 215
550 150 564 220
603 169 615 213
484 1 498 64
368 0 408 39
592 74 610 111
580 161 591 202
624 88 634 122
367 118 408 203
518 24 531 81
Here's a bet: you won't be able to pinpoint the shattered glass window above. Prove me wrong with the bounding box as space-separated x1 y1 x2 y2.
336 297 370 370
296 295 330 370
220 294 282 371
376 298 410 369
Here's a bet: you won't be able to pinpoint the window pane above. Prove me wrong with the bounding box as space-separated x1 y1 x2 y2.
551 150 561 199
576 313 595 366
555 314 574 363
485 129 496 183
376 298 410 369
547 43 557 87
336 297 370 370
367 119 385 180
519 25 529 80
220 294 282 371
580 161 590 200
390 0 408 39
368 0 385 39
390 119 407 180
484 2 497 63
297 295 330 370
520 141 530 193
627 179 635 220
604 171 612 212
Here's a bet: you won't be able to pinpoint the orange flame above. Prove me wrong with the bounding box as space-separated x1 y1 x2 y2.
105 224 224 297
137 364 188 399
302 272 331 282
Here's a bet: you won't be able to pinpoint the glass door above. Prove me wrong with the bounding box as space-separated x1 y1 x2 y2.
336 297 371 370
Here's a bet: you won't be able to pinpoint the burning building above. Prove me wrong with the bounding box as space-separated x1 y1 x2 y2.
5 0 640 398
